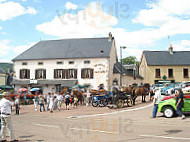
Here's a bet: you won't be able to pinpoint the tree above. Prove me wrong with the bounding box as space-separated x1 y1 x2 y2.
121 56 139 65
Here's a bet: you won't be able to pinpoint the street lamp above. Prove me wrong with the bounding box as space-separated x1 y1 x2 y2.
120 46 126 87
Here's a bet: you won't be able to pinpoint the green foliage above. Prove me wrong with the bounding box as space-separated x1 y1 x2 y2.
121 56 140 66
0 63 13 73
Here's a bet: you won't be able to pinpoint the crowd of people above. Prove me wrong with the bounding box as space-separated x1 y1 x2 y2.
33 91 84 113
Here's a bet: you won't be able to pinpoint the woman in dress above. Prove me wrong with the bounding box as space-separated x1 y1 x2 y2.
49 94 54 113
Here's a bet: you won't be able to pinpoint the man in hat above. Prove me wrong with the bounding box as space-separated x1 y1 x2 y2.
0 92 18 142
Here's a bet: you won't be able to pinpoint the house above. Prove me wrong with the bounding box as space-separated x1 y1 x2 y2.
11 33 142 94
0 68 6 86
112 62 143 87
140 45 190 84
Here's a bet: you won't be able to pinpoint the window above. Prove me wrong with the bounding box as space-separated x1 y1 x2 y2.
81 68 94 79
168 69 173 78
20 69 30 79
54 69 77 79
57 61 63 65
84 60 90 64
38 62 43 65
35 69 46 79
69 61 74 64
184 68 189 78
22 62 27 66
68 69 77 79
155 69 160 78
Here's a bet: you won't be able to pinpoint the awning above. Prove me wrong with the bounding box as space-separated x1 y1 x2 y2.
0 85 13 90
11 79 78 87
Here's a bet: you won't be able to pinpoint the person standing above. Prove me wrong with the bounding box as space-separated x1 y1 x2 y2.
46 92 51 111
15 96 20 115
49 94 54 113
176 89 185 120
0 92 18 142
34 95 38 111
86 89 91 106
65 93 70 110
74 96 78 108
57 93 63 111
39 95 45 112
152 89 161 118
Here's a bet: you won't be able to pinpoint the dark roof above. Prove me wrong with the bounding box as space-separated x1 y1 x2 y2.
0 68 6 74
113 62 144 79
144 51 190 65
11 79 77 87
13 37 113 61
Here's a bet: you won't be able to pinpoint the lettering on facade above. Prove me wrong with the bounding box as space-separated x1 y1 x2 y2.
30 79 38 84
94 64 108 73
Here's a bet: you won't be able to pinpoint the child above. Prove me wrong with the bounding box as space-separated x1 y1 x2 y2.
74 96 78 108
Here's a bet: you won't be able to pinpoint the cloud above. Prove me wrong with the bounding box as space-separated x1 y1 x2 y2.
0 26 2 30
65 2 78 10
173 40 190 51
13 42 36 55
37 2 118 38
0 40 36 62
0 1 37 21
0 39 12 56
36 1 190 61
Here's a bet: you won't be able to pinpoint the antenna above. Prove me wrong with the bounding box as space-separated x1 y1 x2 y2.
168 35 171 45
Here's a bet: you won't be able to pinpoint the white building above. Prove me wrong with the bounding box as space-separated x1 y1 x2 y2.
11 34 143 94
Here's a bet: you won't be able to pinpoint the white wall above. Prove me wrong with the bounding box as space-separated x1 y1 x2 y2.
14 58 110 90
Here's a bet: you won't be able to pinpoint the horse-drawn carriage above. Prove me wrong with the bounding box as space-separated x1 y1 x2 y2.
91 90 112 107
107 88 133 109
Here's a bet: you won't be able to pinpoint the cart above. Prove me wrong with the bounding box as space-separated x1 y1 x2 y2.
107 89 133 109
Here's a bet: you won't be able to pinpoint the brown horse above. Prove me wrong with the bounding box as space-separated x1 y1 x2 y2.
133 86 148 105
72 89 84 105
121 87 133 95
61 87 69 95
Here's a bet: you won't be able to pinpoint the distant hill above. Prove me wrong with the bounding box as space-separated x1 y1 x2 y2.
0 63 13 73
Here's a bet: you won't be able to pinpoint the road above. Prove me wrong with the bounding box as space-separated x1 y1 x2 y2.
9 101 190 142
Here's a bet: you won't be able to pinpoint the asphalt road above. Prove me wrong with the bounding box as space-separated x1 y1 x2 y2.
9 102 190 142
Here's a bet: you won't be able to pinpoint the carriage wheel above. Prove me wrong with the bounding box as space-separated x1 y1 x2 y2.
92 101 98 107
99 100 106 107
117 99 124 108
127 98 133 107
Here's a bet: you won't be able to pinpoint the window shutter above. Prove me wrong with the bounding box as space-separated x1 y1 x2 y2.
66 69 69 79
62 69 65 79
74 69 77 79
90 69 94 79
20 70 22 79
35 70 37 79
27 69 30 79
44 70 46 79
54 69 57 79
81 69 84 78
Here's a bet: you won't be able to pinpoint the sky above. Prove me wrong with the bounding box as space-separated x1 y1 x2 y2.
1 0 190 63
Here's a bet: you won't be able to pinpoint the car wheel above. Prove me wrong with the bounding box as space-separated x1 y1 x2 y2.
163 107 174 118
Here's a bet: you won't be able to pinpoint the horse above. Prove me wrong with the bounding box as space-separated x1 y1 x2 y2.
72 89 84 105
132 85 150 105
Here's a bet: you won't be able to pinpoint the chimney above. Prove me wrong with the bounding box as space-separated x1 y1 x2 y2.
108 32 112 41
169 44 173 54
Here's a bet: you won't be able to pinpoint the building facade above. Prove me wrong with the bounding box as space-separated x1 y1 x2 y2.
140 45 190 84
12 34 119 93
0 68 6 86
12 34 143 94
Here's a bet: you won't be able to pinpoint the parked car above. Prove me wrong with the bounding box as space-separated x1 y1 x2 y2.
158 93 190 118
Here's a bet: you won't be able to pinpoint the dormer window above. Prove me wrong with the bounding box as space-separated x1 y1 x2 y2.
84 60 90 64
100 50 104 54
38 62 43 65
22 62 27 66
69 61 74 64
